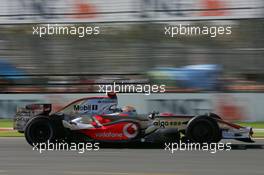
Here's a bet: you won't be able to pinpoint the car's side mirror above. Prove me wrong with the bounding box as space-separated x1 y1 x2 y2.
148 111 159 119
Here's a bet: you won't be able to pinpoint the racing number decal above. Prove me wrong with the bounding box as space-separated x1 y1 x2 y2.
123 123 139 139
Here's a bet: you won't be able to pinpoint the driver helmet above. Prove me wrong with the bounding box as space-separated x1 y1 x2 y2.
122 105 137 114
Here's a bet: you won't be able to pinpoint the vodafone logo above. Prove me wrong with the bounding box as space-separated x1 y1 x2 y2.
123 123 139 139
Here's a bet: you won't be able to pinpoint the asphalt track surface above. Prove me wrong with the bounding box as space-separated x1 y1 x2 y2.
0 138 263 175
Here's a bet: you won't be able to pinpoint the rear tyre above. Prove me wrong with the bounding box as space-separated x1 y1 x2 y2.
25 117 56 146
186 116 221 143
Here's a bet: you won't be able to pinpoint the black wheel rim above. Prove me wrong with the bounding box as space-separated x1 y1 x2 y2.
29 122 52 143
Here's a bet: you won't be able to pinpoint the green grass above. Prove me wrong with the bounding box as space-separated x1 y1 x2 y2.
0 131 23 137
235 122 264 129
0 119 13 128
0 119 22 137
253 132 264 138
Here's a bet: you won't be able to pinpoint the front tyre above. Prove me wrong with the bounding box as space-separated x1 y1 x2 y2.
25 117 55 146
186 116 221 143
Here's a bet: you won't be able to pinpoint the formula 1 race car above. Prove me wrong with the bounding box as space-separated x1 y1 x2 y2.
14 93 254 146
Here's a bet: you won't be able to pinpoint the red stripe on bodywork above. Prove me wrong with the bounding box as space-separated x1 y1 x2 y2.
218 119 242 129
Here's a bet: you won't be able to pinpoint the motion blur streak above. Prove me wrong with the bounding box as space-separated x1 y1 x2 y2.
0 0 263 93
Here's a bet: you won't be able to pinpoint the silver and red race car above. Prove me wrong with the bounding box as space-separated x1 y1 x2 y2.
14 93 254 146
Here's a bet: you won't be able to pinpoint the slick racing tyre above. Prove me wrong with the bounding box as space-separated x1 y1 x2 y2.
186 116 221 143
25 117 56 146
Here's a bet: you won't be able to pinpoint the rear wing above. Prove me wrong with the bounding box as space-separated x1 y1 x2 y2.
24 104 52 115
14 104 52 132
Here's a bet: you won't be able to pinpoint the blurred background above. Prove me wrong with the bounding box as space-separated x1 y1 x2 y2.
0 0 263 93
0 0 264 120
